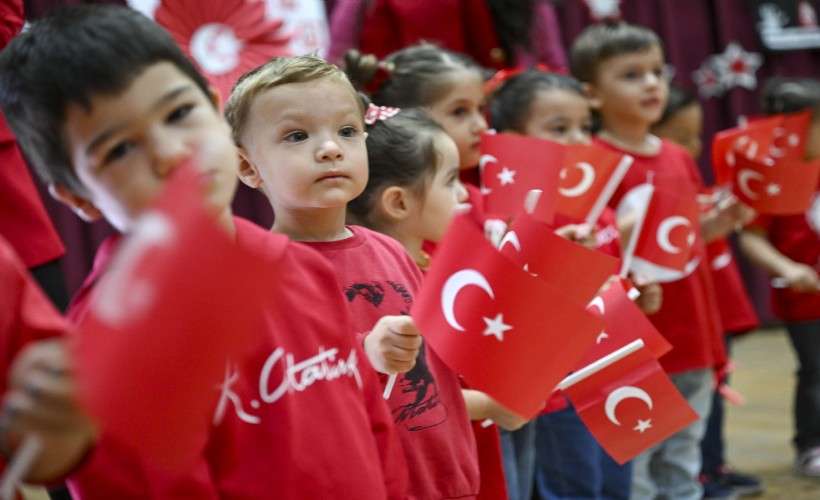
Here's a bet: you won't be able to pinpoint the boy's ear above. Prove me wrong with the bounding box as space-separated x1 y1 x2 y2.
583 82 603 110
236 148 263 189
379 186 410 222
48 183 102 222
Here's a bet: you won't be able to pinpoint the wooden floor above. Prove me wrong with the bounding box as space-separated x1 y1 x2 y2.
725 327 820 498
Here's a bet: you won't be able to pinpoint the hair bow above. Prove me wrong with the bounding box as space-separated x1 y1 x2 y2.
364 103 401 125
483 63 555 95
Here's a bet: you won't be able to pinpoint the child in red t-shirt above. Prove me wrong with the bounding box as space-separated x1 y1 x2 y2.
652 85 762 497
0 7 405 497
226 55 480 499
570 22 750 499
740 77 820 478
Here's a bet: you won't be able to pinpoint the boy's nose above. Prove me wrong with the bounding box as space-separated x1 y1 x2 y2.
153 140 193 177
316 139 344 162
471 112 488 134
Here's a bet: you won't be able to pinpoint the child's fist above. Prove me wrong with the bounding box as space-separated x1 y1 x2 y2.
781 262 820 293
364 316 423 375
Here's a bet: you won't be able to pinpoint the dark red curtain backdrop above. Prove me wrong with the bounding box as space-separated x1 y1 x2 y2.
22 0 820 323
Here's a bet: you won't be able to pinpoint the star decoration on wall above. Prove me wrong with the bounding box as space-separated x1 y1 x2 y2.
691 42 764 99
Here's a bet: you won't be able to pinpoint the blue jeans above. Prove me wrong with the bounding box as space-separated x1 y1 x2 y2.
630 368 713 500
785 319 820 454
535 403 632 500
701 335 733 474
500 421 537 500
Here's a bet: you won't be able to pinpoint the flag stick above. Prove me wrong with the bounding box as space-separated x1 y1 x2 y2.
585 155 634 228
383 373 397 399
558 339 645 391
619 186 654 278
0 435 42 500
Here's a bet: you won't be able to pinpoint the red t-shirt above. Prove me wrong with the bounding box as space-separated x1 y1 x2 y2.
706 238 759 333
302 225 480 500
595 137 726 375
748 193 820 322
65 217 407 499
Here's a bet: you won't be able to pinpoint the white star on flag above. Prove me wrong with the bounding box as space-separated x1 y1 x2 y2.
633 418 653 433
482 313 512 341
766 183 782 196
497 167 517 186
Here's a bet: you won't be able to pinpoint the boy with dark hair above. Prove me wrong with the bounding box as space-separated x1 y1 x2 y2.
570 21 751 500
0 5 406 497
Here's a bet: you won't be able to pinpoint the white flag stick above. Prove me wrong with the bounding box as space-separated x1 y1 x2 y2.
619 186 654 278
383 373 397 399
558 339 645 391
585 155 634 228
0 435 42 500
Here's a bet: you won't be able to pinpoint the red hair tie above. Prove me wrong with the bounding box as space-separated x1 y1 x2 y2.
483 63 555 95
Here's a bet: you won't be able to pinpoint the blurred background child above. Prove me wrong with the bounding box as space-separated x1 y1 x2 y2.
740 77 820 479
652 84 763 498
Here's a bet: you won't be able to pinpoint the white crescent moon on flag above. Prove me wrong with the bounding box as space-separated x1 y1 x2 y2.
770 127 799 158
499 231 522 252
737 169 765 200
657 216 692 254
559 162 596 197
479 154 498 170
588 296 605 315
605 386 653 426
441 269 495 331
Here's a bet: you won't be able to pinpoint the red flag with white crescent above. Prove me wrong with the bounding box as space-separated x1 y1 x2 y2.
556 144 633 225
74 165 277 470
500 211 619 306
479 133 566 223
574 279 671 370
711 115 780 186
625 185 700 275
412 213 604 418
732 153 820 215
561 341 698 464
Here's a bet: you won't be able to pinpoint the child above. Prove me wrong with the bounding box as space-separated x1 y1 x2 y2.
740 77 820 478
652 85 763 497
0 6 406 497
226 55 480 499
489 68 660 500
570 21 748 500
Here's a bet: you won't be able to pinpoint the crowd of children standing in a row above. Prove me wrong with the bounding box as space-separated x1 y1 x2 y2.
0 3 818 500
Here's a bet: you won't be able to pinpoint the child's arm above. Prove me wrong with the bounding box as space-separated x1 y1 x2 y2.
363 315 424 375
2 338 96 483
700 195 756 244
740 227 820 292
461 389 528 431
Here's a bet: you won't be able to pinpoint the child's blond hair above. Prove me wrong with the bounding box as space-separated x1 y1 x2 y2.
225 55 364 147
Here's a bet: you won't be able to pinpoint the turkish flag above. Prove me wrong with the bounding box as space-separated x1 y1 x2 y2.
556 144 633 225
479 133 566 223
74 166 277 469
711 116 780 186
732 152 820 215
413 213 605 418
153 0 291 101
561 340 699 464
500 211 619 305
625 185 700 274
712 111 812 185
573 279 671 370
0 236 69 390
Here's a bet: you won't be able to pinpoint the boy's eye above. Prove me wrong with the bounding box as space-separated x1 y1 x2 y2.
104 142 133 164
623 71 641 80
452 107 468 117
339 126 358 138
285 131 308 142
549 125 568 135
167 104 194 123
